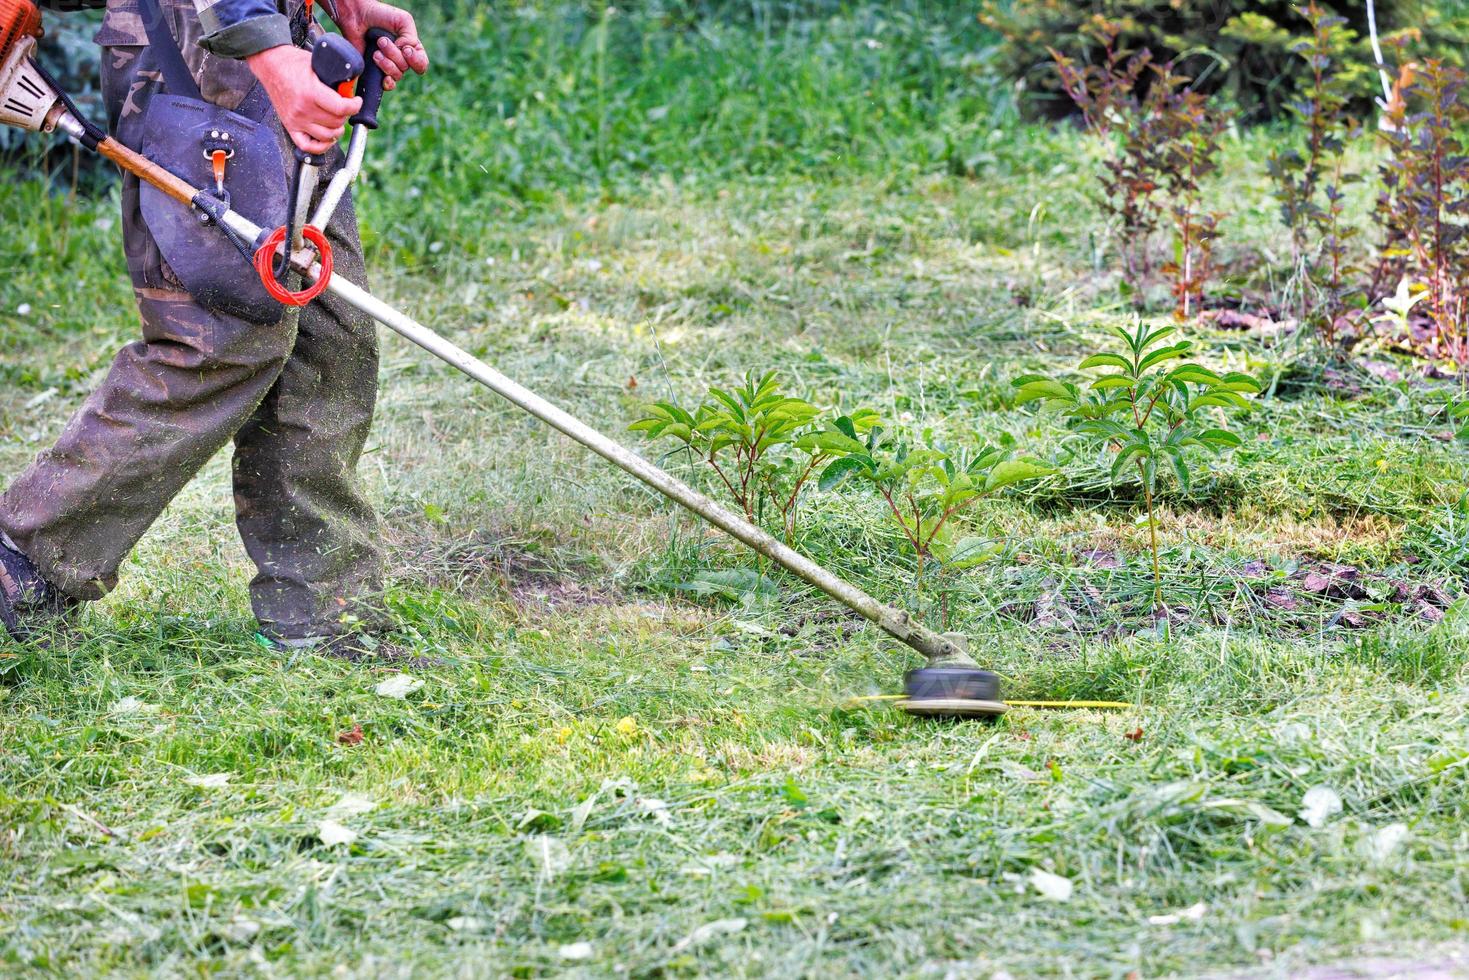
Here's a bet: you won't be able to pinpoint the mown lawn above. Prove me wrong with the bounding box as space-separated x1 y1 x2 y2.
2 2 1467 977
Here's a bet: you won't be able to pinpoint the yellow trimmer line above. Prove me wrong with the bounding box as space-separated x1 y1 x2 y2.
851 695 1135 711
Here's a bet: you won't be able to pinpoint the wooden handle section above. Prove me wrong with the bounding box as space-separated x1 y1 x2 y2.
96 135 198 205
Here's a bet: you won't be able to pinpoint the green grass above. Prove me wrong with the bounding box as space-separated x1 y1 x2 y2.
3 2 1469 976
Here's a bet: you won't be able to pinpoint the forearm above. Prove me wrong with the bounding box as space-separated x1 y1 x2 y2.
194 0 293 60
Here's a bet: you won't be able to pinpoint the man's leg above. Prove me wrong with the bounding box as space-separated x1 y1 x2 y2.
233 191 387 642
0 22 300 607
0 291 297 602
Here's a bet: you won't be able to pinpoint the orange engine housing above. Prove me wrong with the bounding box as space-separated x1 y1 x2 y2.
0 0 42 64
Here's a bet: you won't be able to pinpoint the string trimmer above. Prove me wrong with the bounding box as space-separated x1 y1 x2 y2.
0 0 1006 718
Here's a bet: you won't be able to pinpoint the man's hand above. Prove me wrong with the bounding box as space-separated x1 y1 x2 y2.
247 45 363 155
332 0 430 92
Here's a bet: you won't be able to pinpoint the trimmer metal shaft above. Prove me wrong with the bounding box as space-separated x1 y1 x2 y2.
325 275 981 670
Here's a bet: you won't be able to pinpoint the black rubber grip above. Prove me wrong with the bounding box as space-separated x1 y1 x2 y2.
351 28 396 129
312 33 363 90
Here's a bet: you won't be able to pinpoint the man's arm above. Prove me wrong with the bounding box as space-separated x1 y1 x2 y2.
193 0 293 60
214 1 427 154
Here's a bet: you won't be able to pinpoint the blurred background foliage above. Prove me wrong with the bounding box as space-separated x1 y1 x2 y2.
2 1 1467 188
981 0 1469 119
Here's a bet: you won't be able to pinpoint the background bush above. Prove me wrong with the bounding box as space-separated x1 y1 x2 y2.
981 0 1468 120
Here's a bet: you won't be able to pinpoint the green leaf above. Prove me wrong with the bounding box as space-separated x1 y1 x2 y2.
1090 374 1136 391
1219 372 1264 393
1139 324 1179 349
945 537 1004 570
1166 365 1223 386
1195 428 1244 448
966 446 1005 474
797 429 867 455
708 388 746 421
985 459 1057 491
1111 440 1149 479
656 402 696 427
1138 342 1193 373
1189 390 1253 412
1013 379 1077 405
1078 353 1133 372
818 455 873 491
1074 419 1132 442
674 569 778 601
1164 447 1190 492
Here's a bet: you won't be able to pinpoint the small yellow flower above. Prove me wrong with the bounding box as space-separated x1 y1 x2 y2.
1376 458 1389 472
615 716 639 737
556 726 573 744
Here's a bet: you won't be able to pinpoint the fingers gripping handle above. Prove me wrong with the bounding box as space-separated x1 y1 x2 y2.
351 28 395 129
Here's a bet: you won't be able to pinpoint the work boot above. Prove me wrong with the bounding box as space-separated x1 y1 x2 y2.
260 631 436 667
0 534 77 641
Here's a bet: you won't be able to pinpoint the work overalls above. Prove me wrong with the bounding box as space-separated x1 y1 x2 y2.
0 0 386 641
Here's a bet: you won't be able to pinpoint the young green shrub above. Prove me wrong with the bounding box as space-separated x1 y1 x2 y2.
1376 57 1469 366
1266 2 1364 346
1012 319 1261 609
629 371 877 546
1050 21 1229 314
815 425 1055 628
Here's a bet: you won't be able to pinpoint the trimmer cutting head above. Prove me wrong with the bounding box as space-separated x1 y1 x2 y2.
898 665 1008 718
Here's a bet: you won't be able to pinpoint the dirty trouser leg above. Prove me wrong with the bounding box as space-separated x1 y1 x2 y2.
234 191 386 641
0 293 297 600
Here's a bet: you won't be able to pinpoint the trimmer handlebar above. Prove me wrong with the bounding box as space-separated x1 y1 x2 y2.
350 28 396 130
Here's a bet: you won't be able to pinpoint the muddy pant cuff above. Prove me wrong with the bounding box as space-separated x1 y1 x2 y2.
0 524 109 603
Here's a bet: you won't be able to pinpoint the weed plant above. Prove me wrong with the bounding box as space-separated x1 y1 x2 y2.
630 371 878 545
813 424 1054 627
1050 20 1229 314
1014 319 1261 608
1267 2 1365 344
1378 56 1469 365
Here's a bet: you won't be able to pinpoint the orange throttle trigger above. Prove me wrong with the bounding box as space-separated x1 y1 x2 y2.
310 33 363 106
